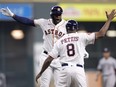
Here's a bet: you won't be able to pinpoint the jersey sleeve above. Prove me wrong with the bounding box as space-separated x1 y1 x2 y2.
34 18 45 26
113 58 116 69
97 60 102 70
49 41 60 59
83 33 95 46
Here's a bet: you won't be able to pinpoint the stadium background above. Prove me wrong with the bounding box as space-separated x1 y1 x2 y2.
0 0 116 87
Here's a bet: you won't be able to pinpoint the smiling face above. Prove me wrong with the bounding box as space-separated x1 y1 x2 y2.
50 6 63 25
51 14 62 25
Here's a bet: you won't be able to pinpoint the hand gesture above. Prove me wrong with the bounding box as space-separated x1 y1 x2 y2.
106 9 116 21
35 73 41 83
0 7 14 17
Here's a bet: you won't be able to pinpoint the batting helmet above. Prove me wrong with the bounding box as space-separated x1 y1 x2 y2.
50 6 63 16
66 20 78 31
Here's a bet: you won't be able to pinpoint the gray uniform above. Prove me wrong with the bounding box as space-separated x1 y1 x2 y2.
97 57 116 87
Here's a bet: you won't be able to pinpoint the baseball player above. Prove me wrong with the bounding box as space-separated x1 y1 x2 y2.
96 48 116 87
0 5 89 87
35 9 116 87
0 6 67 87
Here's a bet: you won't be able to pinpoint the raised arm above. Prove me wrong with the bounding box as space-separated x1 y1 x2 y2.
0 7 35 26
95 9 116 39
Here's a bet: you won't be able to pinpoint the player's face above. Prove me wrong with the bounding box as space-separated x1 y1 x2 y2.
103 52 110 59
51 15 62 25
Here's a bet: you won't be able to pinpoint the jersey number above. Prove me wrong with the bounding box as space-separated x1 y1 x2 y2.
66 44 75 56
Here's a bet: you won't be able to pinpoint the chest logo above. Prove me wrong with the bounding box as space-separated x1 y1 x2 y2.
44 29 65 37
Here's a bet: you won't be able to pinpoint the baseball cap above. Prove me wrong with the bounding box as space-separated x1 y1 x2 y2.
50 6 63 16
103 48 110 52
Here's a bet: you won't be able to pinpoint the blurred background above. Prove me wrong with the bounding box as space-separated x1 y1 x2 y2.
0 0 116 87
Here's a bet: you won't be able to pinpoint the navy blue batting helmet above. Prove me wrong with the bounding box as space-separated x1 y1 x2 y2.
66 20 78 31
50 6 63 16
103 48 110 52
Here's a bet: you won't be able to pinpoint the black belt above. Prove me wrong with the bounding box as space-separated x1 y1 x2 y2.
103 74 112 77
62 63 83 68
43 51 60 57
43 50 48 55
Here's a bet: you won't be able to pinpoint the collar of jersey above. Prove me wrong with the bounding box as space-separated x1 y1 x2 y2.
49 18 65 27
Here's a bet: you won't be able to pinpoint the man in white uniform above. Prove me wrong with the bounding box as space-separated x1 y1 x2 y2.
96 48 116 87
0 6 67 87
36 9 116 87
0 5 89 87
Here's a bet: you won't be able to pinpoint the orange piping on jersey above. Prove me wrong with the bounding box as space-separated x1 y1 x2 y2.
53 21 65 46
55 20 65 42
52 29 55 47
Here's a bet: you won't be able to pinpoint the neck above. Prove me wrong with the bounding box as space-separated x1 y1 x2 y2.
67 30 77 34
105 57 109 59
52 19 62 25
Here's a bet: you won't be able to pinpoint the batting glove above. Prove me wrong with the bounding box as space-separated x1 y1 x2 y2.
0 7 14 17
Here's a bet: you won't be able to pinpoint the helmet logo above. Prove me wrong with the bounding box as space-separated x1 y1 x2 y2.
66 20 78 31
57 8 61 11
72 26 75 30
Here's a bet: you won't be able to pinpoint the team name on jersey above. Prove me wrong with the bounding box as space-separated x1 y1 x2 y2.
61 36 79 44
44 29 65 37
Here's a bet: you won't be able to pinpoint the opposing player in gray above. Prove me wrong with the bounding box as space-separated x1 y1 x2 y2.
96 48 116 87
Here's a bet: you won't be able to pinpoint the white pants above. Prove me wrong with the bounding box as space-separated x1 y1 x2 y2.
102 74 116 87
56 64 87 87
38 52 61 87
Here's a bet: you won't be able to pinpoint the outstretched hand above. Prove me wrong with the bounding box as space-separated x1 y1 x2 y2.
0 7 14 17
105 9 116 21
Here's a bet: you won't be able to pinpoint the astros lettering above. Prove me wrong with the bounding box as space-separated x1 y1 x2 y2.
44 29 65 37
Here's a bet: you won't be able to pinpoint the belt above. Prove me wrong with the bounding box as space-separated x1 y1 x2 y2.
62 63 83 68
43 51 60 57
43 50 48 54
103 74 112 77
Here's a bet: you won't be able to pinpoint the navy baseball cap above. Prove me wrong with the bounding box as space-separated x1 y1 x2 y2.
103 48 110 52
66 20 78 31
50 6 63 16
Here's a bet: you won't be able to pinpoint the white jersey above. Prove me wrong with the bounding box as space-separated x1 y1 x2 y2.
97 57 116 75
34 18 67 52
49 33 95 65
